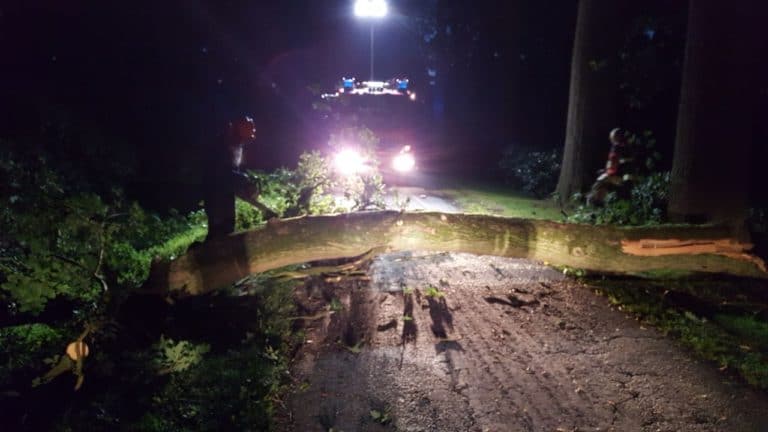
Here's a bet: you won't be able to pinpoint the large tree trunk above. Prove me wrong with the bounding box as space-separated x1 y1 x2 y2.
668 1 762 224
555 1 633 204
143 211 767 297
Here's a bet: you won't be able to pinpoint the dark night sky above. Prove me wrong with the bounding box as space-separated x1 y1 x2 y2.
2 2 435 164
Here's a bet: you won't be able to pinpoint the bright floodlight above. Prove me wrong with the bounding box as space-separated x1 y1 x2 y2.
392 151 415 172
354 0 388 18
335 149 367 176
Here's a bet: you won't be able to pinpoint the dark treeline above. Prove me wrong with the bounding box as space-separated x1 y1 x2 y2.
1 1 767 208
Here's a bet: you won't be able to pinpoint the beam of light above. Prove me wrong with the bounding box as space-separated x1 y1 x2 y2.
409 92 417 101
334 149 368 176
392 151 415 172
354 0 388 18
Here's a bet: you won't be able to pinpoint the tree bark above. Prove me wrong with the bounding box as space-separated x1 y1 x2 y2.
555 0 633 204
668 1 762 224
143 211 767 297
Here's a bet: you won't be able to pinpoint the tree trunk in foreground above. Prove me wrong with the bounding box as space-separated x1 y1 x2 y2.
143 211 767 297
555 0 632 204
668 0 762 224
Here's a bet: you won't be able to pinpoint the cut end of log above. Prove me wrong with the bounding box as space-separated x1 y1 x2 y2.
621 238 767 273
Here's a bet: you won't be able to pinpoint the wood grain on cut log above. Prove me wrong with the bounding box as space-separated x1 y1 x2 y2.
142 211 768 297
621 238 767 272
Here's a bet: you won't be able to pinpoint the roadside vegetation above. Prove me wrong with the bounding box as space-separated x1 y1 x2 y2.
437 184 563 220
592 278 768 390
2 119 767 430
1 124 393 430
234 126 387 228
122 274 299 432
0 128 384 430
493 129 768 393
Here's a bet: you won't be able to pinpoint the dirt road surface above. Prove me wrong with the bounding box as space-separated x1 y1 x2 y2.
277 252 768 432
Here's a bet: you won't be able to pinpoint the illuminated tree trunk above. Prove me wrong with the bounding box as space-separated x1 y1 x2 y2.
668 1 762 224
556 0 632 204
143 211 766 297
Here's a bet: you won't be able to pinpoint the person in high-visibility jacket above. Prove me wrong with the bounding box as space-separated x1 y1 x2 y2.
205 116 256 238
587 128 631 206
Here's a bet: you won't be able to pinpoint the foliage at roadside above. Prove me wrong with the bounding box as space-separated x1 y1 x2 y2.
0 148 207 429
327 127 386 210
2 131 383 430
235 196 265 231
567 131 669 226
595 281 768 389
0 152 206 315
239 126 386 221
126 277 298 432
437 183 562 220
242 150 339 222
499 147 561 198
568 171 670 225
0 323 67 385
4 268 299 431
152 336 210 376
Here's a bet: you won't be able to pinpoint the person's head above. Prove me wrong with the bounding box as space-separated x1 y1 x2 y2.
609 128 628 145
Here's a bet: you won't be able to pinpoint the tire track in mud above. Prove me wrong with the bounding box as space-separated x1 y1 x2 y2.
393 287 479 432
450 287 602 432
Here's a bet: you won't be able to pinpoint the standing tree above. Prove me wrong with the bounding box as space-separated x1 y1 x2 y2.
556 1 634 204
667 1 764 224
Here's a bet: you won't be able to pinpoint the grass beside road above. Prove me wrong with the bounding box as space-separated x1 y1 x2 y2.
437 185 563 220
593 279 768 390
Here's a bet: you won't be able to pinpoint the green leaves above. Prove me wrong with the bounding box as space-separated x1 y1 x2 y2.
2 190 108 314
327 127 386 211
242 153 339 220
235 198 264 231
369 407 392 425
499 147 561 198
329 297 344 312
153 335 210 375
424 284 444 298
1 151 207 315
242 135 387 218
0 323 65 383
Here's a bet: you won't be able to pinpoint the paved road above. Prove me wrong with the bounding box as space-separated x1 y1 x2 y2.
383 186 460 213
280 252 768 432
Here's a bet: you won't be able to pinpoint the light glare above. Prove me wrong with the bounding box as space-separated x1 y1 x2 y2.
354 0 388 18
392 152 415 172
335 149 368 176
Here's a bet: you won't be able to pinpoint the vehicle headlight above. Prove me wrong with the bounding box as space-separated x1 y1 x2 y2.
392 151 415 172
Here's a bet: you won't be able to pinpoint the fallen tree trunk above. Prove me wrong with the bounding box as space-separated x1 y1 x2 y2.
143 211 767 297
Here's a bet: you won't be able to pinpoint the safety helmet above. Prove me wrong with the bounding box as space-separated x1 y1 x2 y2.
609 128 628 145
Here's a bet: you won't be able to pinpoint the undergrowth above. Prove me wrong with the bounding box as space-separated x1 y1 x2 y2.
568 171 670 226
126 274 298 432
3 270 299 431
499 147 561 198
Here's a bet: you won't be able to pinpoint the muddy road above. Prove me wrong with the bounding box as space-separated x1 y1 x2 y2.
276 252 768 432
